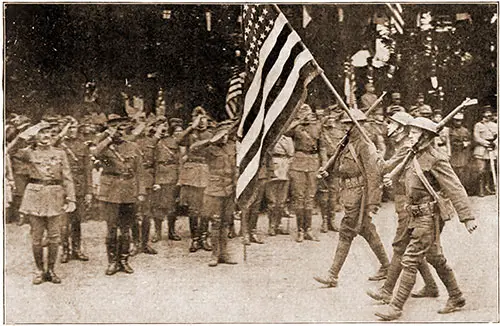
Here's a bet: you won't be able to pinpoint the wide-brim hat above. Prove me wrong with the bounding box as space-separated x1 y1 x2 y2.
408 117 438 135
107 113 130 125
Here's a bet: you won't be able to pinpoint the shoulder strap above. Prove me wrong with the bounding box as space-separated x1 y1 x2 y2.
412 156 440 202
347 143 366 179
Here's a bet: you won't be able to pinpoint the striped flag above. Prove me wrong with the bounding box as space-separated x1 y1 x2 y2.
225 67 245 119
236 4 321 201
386 3 404 34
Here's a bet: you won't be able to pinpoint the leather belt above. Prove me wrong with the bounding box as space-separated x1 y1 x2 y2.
28 178 62 186
407 201 436 217
339 175 364 189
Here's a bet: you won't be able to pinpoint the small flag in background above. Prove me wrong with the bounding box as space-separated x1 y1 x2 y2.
225 67 245 119
237 4 321 202
386 3 404 34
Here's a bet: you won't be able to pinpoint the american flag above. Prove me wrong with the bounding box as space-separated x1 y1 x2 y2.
225 67 245 119
236 4 321 201
386 3 404 34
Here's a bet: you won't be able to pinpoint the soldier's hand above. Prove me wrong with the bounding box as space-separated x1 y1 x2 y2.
463 141 470 148
383 174 393 188
153 184 161 191
65 201 77 213
317 168 329 179
368 204 379 215
464 220 477 234
137 195 145 202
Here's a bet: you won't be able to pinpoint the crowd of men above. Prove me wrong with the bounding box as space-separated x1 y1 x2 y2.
4 86 495 320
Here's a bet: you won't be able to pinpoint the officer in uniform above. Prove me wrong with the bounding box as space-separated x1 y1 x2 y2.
58 121 91 263
152 118 185 242
314 109 390 287
90 114 146 275
285 104 321 242
266 135 294 236
386 92 406 115
375 117 477 320
449 112 471 188
473 108 497 196
190 120 238 266
318 109 344 233
18 121 76 284
178 107 214 252
366 112 439 303
130 121 158 255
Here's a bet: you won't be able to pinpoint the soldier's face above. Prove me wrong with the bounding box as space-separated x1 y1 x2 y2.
452 119 463 127
68 126 78 138
36 128 52 145
172 126 183 138
408 127 424 147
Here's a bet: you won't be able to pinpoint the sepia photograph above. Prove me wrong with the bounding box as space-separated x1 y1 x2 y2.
3 2 498 323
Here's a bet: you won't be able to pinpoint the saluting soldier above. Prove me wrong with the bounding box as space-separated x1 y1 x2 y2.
177 107 214 253
18 121 76 284
151 118 185 242
284 104 321 243
449 112 471 188
90 114 146 275
375 117 477 320
190 120 238 266
57 121 91 263
366 112 438 304
130 122 158 255
318 108 344 233
314 109 390 287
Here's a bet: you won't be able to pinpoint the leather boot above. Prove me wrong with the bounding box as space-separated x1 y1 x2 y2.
296 209 304 243
319 196 329 233
189 237 201 253
478 174 485 197
435 263 465 314
46 244 61 284
152 218 162 243
105 240 120 276
327 214 338 232
314 239 352 287
167 215 181 241
208 220 220 267
32 245 45 285
411 261 439 298
366 287 392 304
141 217 157 255
365 231 390 281
219 226 237 265
60 244 70 264
119 235 134 274
304 210 319 241
200 232 213 251
227 223 236 239
275 209 289 235
70 216 89 261
268 210 277 236
250 230 264 244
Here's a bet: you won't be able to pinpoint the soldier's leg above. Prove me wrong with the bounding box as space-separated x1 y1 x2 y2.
327 177 340 230
475 159 487 197
304 171 319 241
30 215 46 284
265 181 278 236
204 195 222 266
102 201 120 276
129 217 141 257
118 203 135 274
70 202 89 261
140 191 157 255
151 207 163 243
375 220 434 321
59 213 71 263
426 241 465 314
317 180 330 233
249 183 265 244
182 186 201 252
314 187 360 287
219 196 237 265
360 217 390 281
166 185 181 241
46 215 62 284
275 180 290 235
290 170 306 242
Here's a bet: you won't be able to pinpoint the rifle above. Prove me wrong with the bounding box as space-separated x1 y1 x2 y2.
317 92 387 178
385 98 478 181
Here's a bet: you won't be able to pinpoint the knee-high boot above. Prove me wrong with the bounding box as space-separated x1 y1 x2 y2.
105 237 120 276
314 239 352 287
119 234 134 274
189 214 200 252
141 217 157 254
32 245 45 284
70 215 88 261
46 243 61 284
304 209 319 241
60 221 70 264
167 215 181 241
199 217 212 251
208 219 220 267
152 218 162 242
295 208 304 242
219 225 237 265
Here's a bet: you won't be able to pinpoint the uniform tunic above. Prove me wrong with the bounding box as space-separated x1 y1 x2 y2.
473 121 497 160
153 136 182 211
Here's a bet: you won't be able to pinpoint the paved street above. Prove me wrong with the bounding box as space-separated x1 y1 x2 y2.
4 195 498 323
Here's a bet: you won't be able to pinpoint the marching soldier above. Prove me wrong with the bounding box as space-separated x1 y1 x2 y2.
449 112 472 188
190 120 238 266
17 121 76 284
130 122 158 255
473 108 497 196
58 122 91 263
284 104 321 242
151 118 185 242
375 117 477 320
314 109 390 287
366 112 439 304
318 109 344 233
178 107 214 252
90 114 146 275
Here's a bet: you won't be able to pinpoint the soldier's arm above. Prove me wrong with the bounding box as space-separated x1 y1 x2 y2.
358 141 382 206
376 134 387 159
431 157 473 223
90 135 113 157
84 145 94 196
135 146 147 197
61 151 76 203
